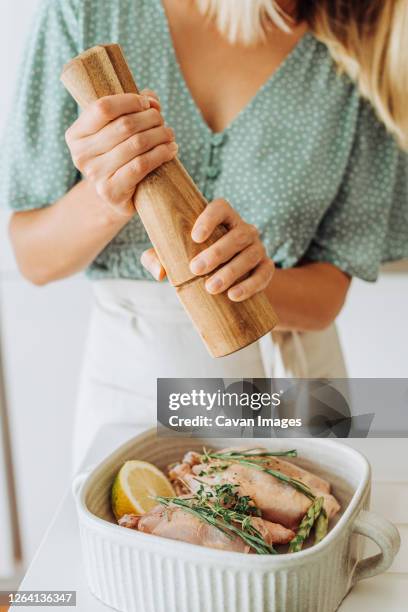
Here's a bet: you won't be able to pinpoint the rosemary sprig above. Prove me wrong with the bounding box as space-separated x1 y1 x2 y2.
203 448 297 462
199 448 313 501
233 459 315 501
289 497 324 553
156 497 276 555
156 482 276 554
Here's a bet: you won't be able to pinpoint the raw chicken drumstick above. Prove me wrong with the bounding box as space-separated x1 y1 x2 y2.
119 505 295 553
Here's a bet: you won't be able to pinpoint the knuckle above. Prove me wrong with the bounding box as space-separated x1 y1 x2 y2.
223 264 236 284
117 115 134 136
248 223 259 239
159 143 174 161
148 108 163 124
83 162 98 181
248 246 261 266
95 180 112 202
128 134 143 153
94 98 112 121
129 132 148 153
211 244 223 261
133 156 148 177
135 131 147 150
257 261 274 288
72 152 87 171
236 227 250 248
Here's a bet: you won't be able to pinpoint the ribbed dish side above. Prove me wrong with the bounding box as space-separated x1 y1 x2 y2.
79 520 350 612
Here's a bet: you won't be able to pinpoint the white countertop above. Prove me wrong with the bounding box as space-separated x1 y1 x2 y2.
12 428 408 612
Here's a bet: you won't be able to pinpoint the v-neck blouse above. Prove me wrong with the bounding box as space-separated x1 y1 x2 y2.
1 0 407 282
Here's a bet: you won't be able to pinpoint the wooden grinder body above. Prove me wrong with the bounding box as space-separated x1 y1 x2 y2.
61 44 278 357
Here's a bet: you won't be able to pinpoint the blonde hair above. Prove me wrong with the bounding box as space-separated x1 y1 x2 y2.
309 0 408 150
197 0 408 149
196 0 292 45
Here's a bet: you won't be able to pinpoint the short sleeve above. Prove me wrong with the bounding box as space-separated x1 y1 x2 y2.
304 102 408 282
0 0 80 211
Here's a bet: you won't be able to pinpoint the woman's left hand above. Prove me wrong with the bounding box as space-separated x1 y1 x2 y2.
141 198 275 301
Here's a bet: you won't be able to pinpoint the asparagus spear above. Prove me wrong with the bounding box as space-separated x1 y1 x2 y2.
289 497 324 553
314 509 329 545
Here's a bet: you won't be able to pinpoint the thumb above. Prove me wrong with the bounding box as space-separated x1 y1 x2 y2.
141 248 167 281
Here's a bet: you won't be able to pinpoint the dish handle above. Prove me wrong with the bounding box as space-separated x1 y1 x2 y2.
351 510 401 583
72 466 95 499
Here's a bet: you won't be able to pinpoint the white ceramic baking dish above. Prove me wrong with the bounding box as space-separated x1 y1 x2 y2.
73 430 400 612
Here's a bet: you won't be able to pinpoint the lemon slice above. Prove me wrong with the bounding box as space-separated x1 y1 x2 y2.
111 460 175 520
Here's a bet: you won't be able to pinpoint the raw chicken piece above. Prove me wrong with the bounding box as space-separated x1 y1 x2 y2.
170 449 340 531
119 505 295 553
260 457 331 493
172 449 330 493
118 514 140 529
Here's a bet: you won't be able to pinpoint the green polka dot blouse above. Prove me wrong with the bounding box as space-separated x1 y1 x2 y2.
1 0 407 282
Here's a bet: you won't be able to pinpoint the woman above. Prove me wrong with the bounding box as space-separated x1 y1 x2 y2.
1 0 407 469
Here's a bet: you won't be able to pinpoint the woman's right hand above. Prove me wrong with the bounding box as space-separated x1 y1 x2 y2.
65 91 178 215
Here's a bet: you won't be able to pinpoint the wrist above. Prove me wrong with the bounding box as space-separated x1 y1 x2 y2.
80 180 136 228
102 198 136 224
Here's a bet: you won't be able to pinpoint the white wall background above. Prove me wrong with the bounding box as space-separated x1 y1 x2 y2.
0 0 407 570
0 0 92 571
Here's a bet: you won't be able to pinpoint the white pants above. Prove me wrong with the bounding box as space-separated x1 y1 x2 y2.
73 280 347 470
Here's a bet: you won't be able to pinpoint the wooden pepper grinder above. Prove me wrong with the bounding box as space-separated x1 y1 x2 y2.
61 44 278 357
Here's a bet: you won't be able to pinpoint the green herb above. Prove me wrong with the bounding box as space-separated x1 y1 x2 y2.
199 448 314 501
206 448 297 461
289 497 324 553
314 509 329 545
198 464 229 477
156 482 274 555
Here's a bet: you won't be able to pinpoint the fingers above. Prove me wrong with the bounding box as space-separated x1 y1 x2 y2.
204 242 266 293
140 88 160 104
228 259 275 301
83 125 175 180
191 199 240 243
190 223 258 275
66 93 160 140
99 142 178 205
72 108 165 160
141 248 167 281
65 89 175 210
189 198 273 300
